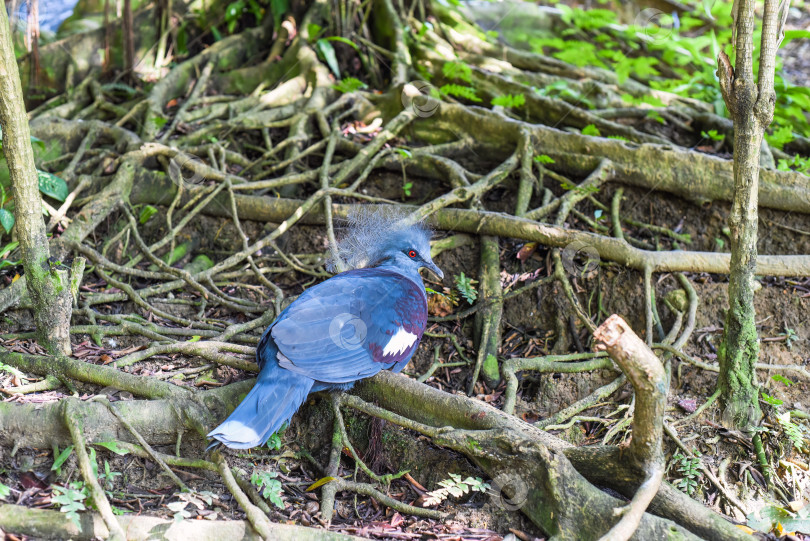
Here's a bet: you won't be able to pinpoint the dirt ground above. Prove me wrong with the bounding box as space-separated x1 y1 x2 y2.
1 159 807 539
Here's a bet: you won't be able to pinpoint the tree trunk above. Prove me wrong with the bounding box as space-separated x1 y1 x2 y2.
0 4 72 355
716 0 782 430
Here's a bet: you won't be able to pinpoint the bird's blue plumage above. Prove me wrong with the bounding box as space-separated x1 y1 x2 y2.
207 214 442 449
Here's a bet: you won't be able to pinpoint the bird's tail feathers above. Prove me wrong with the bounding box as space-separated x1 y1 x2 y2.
207 363 313 449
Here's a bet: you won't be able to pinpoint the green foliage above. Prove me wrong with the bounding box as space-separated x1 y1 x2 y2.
0 482 10 499
776 411 806 452
439 84 482 102
748 502 810 534
251 470 284 509
270 0 289 31
779 327 799 350
777 154 810 176
771 374 793 387
138 205 159 224
332 77 367 94
765 125 794 150
100 460 121 492
37 170 69 202
491 94 525 108
760 392 783 407
0 209 13 234
442 61 472 83
454 272 478 304
423 473 489 506
535 81 594 109
316 39 340 78
402 180 413 197
52 481 87 528
557 6 616 32
265 432 282 451
701 130 725 142
581 124 601 137
52 446 74 472
646 111 666 124
534 154 555 164
670 453 701 496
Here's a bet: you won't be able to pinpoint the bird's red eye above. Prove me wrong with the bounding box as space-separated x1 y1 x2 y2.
408 250 417 258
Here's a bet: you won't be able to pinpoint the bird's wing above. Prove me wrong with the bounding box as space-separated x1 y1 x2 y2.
269 268 427 383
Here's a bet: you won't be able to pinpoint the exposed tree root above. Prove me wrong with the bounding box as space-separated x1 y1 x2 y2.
0 503 362 540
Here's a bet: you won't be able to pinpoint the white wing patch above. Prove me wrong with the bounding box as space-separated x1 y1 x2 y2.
382 327 418 357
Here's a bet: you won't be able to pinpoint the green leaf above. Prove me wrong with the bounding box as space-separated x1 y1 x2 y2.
188 335 201 342
316 39 340 78
760 392 783 406
0 209 14 234
454 272 478 304
139 205 158 224
701 129 725 142
439 84 481 102
765 125 794 150
581 124 601 137
306 23 322 39
324 36 359 51
52 446 75 471
491 94 525 108
37 170 69 202
0 241 18 259
442 61 472 83
534 154 555 164
270 0 289 31
30 135 45 150
771 374 793 387
95 441 130 455
747 503 810 534
332 77 367 94
782 29 810 48
0 482 10 499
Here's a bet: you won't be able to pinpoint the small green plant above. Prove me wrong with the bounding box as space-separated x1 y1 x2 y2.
670 453 701 496
0 482 10 499
423 473 489 506
760 392 784 407
779 327 799 350
442 61 472 83
765 125 794 150
439 84 482 102
51 481 87 528
251 470 284 509
777 154 810 176
581 124 601 137
454 272 478 304
534 154 555 164
402 181 413 197
138 205 158 224
333 77 368 94
491 93 525 108
99 460 121 492
265 432 282 451
700 129 726 142
776 411 806 452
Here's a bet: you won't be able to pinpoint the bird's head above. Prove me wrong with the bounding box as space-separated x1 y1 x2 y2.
329 207 443 281
375 226 444 280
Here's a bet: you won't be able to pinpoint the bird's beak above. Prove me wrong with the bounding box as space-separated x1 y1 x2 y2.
423 261 444 281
